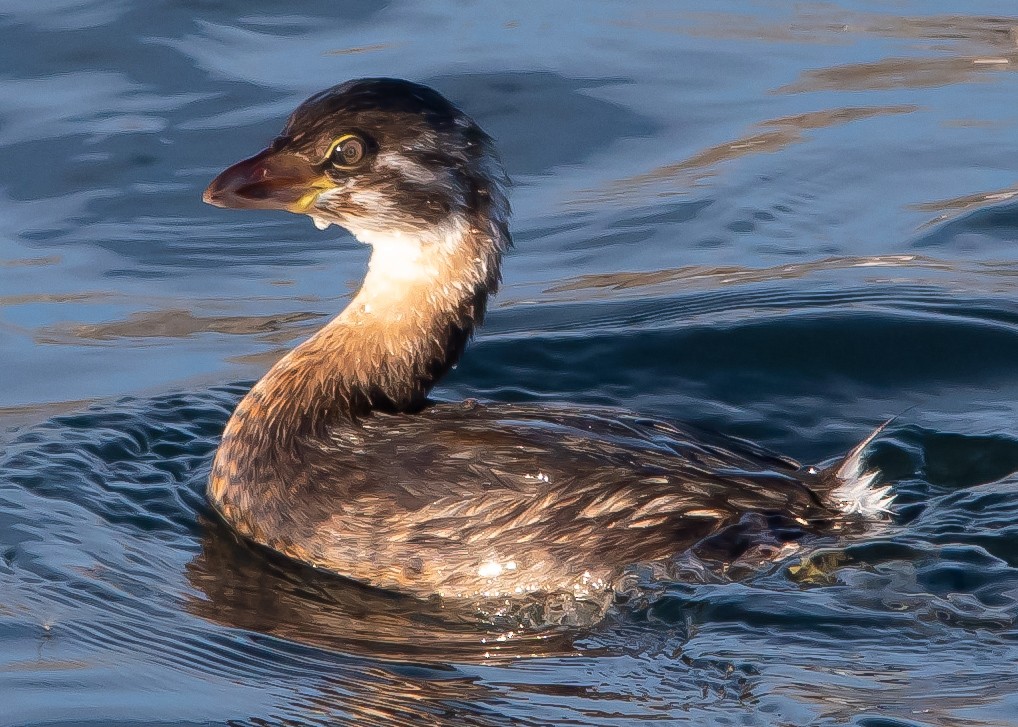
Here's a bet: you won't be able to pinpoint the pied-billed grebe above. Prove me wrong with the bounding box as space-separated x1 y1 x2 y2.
203 78 892 600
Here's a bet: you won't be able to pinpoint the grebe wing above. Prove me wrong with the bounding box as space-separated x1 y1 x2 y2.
328 401 813 502
274 402 833 596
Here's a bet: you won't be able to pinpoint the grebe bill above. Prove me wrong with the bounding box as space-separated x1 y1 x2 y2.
202 78 892 600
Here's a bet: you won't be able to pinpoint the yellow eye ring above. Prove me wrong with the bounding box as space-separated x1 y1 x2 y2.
328 134 367 168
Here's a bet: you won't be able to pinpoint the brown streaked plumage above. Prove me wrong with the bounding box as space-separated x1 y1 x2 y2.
203 78 893 603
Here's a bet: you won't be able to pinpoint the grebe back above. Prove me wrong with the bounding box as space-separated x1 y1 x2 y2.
203 78 892 600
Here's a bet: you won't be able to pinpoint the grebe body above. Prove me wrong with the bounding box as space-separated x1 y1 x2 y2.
203 79 891 600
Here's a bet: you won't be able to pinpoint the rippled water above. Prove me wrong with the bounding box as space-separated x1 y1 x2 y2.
3 1 1018 724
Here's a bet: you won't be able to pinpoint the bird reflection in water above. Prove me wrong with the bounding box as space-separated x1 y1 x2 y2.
185 517 601 663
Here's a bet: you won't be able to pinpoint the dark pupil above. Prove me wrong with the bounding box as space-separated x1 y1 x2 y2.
338 139 362 164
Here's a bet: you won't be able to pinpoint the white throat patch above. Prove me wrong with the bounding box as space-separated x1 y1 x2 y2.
359 229 434 282
353 215 478 294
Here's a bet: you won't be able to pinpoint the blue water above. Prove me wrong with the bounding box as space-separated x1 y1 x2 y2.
3 1 1018 724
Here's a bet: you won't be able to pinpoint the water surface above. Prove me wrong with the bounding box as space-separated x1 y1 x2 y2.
3 1 1018 724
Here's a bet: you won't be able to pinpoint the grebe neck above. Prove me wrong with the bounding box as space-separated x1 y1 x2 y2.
233 214 505 442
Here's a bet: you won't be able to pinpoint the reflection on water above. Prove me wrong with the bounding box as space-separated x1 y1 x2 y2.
778 53 1018 94
4 0 1018 724
593 105 919 201
186 518 591 664
37 309 324 343
769 11 1018 93
545 254 948 297
913 184 1018 228
671 8 1018 51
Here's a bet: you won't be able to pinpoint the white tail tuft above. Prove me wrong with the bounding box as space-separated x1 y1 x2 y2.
827 420 895 517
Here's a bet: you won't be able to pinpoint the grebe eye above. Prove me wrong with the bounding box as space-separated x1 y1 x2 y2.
330 135 366 167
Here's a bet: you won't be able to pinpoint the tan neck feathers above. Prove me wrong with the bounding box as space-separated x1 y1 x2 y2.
237 216 502 441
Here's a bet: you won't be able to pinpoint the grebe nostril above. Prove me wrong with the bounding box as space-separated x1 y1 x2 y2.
203 77 891 604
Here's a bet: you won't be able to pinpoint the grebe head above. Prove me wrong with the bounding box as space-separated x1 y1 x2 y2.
203 79 511 418
203 78 510 252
